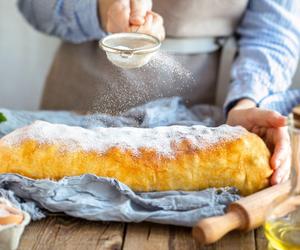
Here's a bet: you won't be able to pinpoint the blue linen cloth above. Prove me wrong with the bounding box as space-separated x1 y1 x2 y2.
0 97 238 227
16 0 300 110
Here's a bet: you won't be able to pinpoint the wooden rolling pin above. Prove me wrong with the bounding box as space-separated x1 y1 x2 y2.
192 181 291 245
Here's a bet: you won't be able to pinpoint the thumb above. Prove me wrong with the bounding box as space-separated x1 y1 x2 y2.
130 0 152 25
249 109 287 128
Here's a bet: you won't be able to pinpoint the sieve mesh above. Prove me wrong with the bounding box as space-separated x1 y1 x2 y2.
99 33 161 68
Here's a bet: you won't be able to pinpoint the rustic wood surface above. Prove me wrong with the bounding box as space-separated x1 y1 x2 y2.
18 216 269 250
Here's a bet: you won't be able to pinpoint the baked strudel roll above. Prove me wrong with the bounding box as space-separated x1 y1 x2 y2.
0 121 272 195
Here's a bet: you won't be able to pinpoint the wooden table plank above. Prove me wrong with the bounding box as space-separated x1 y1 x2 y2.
203 230 256 250
123 223 256 250
168 225 202 250
255 227 268 250
18 217 125 250
123 223 170 250
18 216 53 250
18 218 260 250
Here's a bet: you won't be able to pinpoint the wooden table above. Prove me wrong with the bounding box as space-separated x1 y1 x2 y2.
18 216 269 250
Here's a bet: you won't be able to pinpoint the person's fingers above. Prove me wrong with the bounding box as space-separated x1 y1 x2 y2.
281 170 290 183
143 12 153 30
150 11 163 26
156 25 166 41
252 126 267 138
130 0 152 25
107 1 130 33
150 11 165 40
270 127 290 170
270 157 291 185
129 24 139 32
269 127 291 185
131 11 165 40
247 108 287 128
130 12 152 32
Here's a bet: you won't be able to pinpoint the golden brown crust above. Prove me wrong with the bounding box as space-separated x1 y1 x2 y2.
0 122 272 195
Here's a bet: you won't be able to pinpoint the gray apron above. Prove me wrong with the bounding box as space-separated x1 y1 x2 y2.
41 0 248 114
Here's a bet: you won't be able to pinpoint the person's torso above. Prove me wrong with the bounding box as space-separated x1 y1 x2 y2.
41 0 248 114
153 0 248 37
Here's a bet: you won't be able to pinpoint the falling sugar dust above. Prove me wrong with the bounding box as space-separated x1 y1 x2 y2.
90 51 196 116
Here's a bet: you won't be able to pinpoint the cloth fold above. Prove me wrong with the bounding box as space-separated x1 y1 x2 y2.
0 174 239 226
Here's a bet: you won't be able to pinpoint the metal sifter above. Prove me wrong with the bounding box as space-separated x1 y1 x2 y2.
99 32 161 69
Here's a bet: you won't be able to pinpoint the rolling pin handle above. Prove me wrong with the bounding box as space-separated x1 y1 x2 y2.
192 210 244 245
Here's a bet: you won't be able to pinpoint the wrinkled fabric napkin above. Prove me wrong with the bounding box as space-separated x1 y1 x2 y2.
2 92 291 227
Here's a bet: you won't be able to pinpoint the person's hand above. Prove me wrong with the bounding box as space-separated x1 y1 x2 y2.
99 0 165 41
227 99 290 185
129 11 165 41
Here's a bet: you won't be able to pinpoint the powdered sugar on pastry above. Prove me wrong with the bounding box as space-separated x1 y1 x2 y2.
1 121 246 156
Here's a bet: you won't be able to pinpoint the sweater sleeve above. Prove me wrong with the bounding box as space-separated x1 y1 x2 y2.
17 0 107 43
224 0 300 111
